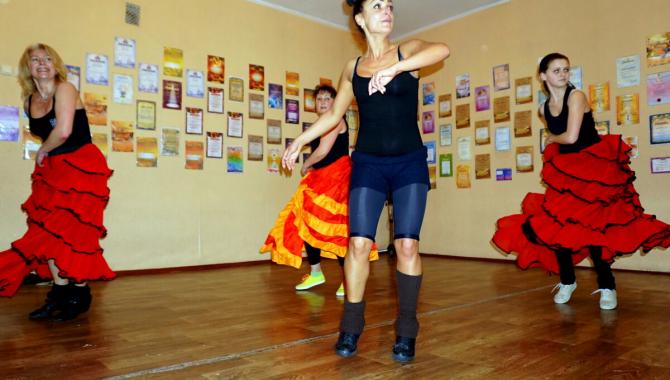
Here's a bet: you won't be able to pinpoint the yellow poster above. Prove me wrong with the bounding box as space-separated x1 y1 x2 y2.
185 141 204 170
83 92 107 126
111 120 134 152
475 120 490 145
515 77 533 104
589 82 610 113
475 154 491 179
514 110 532 137
516 146 534 172
646 32 670 67
136 100 156 130
428 165 437 189
286 71 300 96
136 137 158 167
455 103 470 129
163 47 183 77
91 132 108 157
456 164 471 189
616 94 640 126
493 96 510 123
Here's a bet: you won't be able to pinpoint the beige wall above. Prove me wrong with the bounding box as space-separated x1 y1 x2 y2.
0 0 668 272
415 0 670 271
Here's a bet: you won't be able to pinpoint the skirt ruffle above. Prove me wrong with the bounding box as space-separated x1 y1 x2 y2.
0 144 115 297
260 156 379 268
492 135 670 273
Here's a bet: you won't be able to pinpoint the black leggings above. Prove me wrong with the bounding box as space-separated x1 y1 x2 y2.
305 243 344 267
554 247 616 289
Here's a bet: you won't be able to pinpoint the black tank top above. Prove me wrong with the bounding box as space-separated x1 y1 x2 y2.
544 86 600 153
28 95 92 156
309 119 350 169
352 48 423 156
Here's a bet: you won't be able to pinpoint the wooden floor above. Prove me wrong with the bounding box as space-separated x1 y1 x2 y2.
2 255 670 379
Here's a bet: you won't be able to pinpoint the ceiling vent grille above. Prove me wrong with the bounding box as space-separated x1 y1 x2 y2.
125 2 140 26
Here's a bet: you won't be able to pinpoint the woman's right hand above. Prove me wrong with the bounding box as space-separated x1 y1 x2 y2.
282 140 303 171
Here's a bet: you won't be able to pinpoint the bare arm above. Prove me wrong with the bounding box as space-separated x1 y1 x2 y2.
35 82 78 166
282 60 356 170
545 91 587 145
301 119 346 176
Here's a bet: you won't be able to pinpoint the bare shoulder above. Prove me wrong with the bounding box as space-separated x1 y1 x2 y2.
399 39 423 57
567 89 588 111
55 81 78 98
343 57 358 81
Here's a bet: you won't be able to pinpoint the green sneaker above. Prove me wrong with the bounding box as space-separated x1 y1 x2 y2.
295 273 325 290
336 283 345 297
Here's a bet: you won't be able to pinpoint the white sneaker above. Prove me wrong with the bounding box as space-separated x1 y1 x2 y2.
552 282 577 304
592 289 617 310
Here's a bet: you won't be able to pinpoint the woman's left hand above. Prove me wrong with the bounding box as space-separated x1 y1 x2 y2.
300 165 312 177
36 147 48 167
369 65 399 95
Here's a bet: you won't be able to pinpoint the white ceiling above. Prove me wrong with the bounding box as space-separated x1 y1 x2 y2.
247 0 509 40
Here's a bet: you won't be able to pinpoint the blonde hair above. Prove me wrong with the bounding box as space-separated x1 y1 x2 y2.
17 43 68 100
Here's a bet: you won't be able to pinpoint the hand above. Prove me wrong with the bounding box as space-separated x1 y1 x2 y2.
368 65 399 95
300 165 312 177
36 147 48 167
282 140 303 171
544 134 554 147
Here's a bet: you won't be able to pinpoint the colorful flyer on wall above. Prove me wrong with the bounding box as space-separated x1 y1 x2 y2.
516 146 534 172
496 168 512 181
439 153 453 177
65 65 80 90
455 104 470 129
160 127 180 156
595 120 610 135
83 92 108 126
456 73 470 99
537 89 548 106
422 82 435 105
493 64 510 91
85 53 109 85
163 47 183 77
162 80 182 110
207 55 225 83
439 124 452 146
114 37 136 68
227 146 243 173
320 77 332 86
0 105 20 142
267 119 282 144
515 77 533 104
650 113 670 144
286 71 300 96
514 110 532 137
136 137 158 167
186 69 205 98
424 140 436 164
91 132 108 157
569 66 583 89
493 96 511 123
422 111 435 133
285 138 299 163
267 147 281 173
456 164 471 188
22 126 40 160
138 63 159 93
227 112 243 138
185 107 203 134
248 135 264 161
229 77 244 102
588 82 610 112
185 141 204 170
475 120 490 145
647 71 670 105
207 87 224 113
136 100 156 130
249 64 265 91
303 89 316 113
111 120 134 152
268 83 283 109
428 165 437 189
651 157 670 173
113 74 133 104
616 55 640 88
475 85 490 111
302 122 311 132
495 126 511 151
249 93 265 119
539 128 548 153
623 136 639 158
346 105 359 131
438 94 452 117
457 136 472 161
646 32 670 67
206 131 223 158
616 94 640 126
475 154 491 179
286 99 299 124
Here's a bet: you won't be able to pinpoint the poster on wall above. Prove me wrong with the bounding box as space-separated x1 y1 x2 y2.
136 100 156 130
457 136 472 161
456 164 471 189
112 74 133 104
111 120 134 152
439 124 452 146
439 153 453 177
23 126 41 160
493 96 510 123
320 78 332 86
286 71 300 96
569 66 583 90
474 120 490 145
616 94 640 126
495 126 511 151
250 94 265 119
186 107 203 135
516 146 534 172
248 135 264 161
589 82 610 112
207 87 224 113
268 84 283 109
422 82 436 105
85 53 109 85
515 77 533 104
83 93 108 126
229 77 244 102
227 112 244 138
206 131 223 158
138 63 159 93
623 136 639 158
650 113 670 144
163 47 183 77
185 141 204 170
438 94 452 117
424 141 436 164
304 89 316 113
227 146 243 173
160 128 180 156
65 65 80 90
249 64 265 91
92 133 108 157
514 110 532 137
286 99 299 124
493 64 510 91
456 73 470 99
186 69 205 98
114 37 136 68
0 105 20 142
539 128 549 153
267 119 282 144
267 147 281 173
616 55 640 88
646 32 670 67
647 71 670 105
428 166 437 189
475 154 491 179
455 104 470 128
496 168 512 181
475 85 490 111
136 137 158 168
207 55 225 83
422 111 435 133
595 120 610 135
651 157 670 174
162 80 182 110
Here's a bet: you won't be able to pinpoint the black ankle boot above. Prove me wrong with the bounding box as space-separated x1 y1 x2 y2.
51 284 92 322
335 332 360 357
28 284 67 320
392 336 416 363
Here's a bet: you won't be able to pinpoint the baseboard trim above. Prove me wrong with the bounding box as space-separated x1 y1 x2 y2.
115 259 271 276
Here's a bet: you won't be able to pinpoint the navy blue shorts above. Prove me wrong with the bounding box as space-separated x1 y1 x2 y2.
350 147 429 193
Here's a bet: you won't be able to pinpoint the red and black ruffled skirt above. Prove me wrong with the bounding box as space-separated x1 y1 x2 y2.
0 143 115 297
493 134 670 273
260 156 378 268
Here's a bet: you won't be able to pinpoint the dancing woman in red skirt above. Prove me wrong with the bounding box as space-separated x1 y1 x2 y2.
493 52 670 310
0 43 115 321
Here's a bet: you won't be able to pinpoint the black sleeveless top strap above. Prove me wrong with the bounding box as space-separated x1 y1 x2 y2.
28 94 92 156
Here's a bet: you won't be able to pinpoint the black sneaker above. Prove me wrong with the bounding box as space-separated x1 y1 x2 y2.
335 332 360 357
22 273 52 286
392 336 416 363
